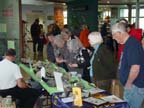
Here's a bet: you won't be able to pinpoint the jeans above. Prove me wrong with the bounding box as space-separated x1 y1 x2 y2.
124 85 144 108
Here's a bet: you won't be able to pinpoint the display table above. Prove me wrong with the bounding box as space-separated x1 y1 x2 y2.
53 102 127 108
19 63 94 94
19 63 63 94
19 62 127 108
52 92 128 108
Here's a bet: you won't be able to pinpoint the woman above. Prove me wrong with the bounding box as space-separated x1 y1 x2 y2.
68 42 92 82
88 32 116 92
53 35 69 71
61 28 82 67
46 32 56 62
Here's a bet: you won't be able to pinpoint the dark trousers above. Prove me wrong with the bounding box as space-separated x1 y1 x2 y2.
0 86 40 108
38 39 44 53
94 79 112 93
32 38 39 53
82 68 91 83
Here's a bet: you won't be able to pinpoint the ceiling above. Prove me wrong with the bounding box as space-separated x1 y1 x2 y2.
43 0 144 5
22 0 144 6
99 0 144 5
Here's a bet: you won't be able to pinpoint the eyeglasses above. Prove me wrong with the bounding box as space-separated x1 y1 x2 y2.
112 32 121 37
112 32 116 37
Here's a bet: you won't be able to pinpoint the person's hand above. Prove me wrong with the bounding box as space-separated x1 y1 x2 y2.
56 57 66 63
125 82 132 89
68 63 78 68
25 83 31 88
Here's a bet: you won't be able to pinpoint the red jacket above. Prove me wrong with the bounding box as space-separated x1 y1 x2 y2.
79 28 90 48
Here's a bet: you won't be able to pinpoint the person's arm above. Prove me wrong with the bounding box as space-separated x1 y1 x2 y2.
56 57 66 63
47 44 56 62
125 65 140 89
14 65 29 89
68 49 90 68
68 63 78 68
77 49 91 68
16 78 30 88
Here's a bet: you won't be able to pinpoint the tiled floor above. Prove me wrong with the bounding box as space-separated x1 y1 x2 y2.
25 41 48 60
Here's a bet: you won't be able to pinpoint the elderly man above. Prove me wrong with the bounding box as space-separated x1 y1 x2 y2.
0 49 40 108
111 22 144 108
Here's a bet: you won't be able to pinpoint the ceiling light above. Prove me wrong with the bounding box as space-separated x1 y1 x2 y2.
107 0 110 4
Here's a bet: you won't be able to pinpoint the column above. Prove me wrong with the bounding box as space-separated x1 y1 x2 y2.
127 4 132 24
136 0 140 28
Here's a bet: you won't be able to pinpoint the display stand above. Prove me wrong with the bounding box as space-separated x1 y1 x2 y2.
19 61 127 108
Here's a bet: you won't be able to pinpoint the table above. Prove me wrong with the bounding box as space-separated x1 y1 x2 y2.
53 102 127 108
19 63 128 108
51 92 128 108
19 63 62 94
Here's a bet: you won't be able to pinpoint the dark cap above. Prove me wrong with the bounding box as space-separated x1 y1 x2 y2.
5 48 16 56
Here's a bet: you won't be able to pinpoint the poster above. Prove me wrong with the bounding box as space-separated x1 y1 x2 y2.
0 23 7 33
7 40 15 49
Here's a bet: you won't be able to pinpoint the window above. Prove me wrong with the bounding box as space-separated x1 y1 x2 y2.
63 10 67 25
120 9 128 17
120 8 144 30
140 9 144 17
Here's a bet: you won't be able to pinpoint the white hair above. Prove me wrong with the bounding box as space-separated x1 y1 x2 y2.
111 22 127 34
88 32 103 46
61 28 71 36
67 38 82 53
54 35 64 46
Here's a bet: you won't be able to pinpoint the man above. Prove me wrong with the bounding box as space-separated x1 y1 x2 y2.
111 22 144 108
0 56 3 61
116 19 142 62
30 18 40 54
0 49 40 108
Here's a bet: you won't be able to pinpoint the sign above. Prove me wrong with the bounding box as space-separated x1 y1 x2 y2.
0 23 7 33
7 40 15 49
54 72 64 92
2 8 13 17
72 87 83 107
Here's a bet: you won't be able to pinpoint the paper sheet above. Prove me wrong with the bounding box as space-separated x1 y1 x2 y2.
54 72 64 92
101 95 126 103
83 87 105 94
40 66 46 78
61 97 74 103
83 97 107 106
0 23 7 32
7 40 15 49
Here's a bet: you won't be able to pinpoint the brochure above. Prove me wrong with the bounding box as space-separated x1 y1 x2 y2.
83 97 107 106
101 95 126 103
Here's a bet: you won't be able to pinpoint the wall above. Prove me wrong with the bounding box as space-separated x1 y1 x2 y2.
0 0 20 57
67 0 98 31
22 5 54 32
54 5 64 29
